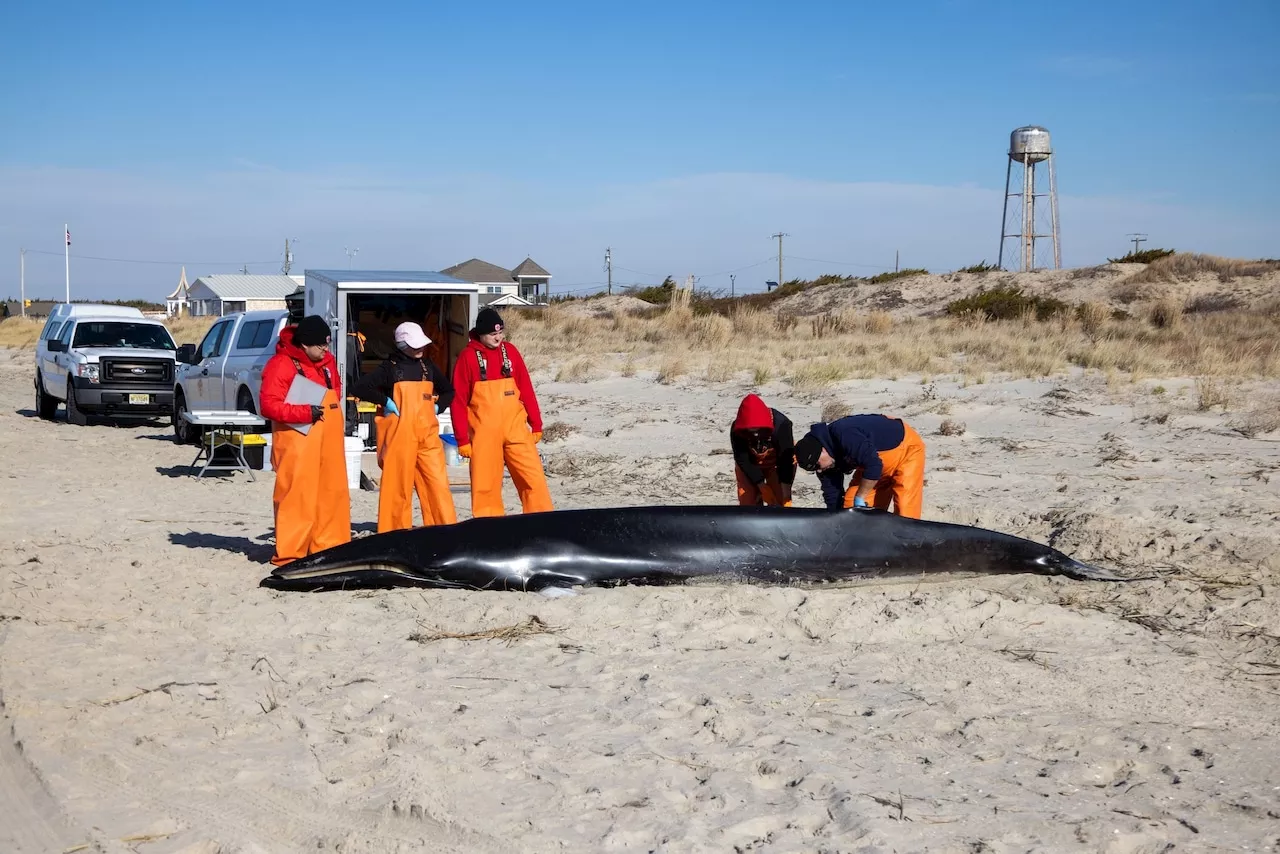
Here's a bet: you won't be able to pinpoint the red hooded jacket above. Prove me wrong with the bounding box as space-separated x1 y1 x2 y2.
732 394 775 432
260 325 342 424
729 394 796 486
449 335 542 446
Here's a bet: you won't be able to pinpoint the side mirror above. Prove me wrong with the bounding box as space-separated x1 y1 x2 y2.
47 340 66 353
176 344 197 364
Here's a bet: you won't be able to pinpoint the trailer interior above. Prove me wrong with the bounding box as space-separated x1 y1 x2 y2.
342 292 471 446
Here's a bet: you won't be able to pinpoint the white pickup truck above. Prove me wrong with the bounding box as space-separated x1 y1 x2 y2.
35 304 178 426
172 309 289 443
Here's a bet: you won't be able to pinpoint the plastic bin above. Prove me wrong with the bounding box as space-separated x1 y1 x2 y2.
344 436 364 489
441 432 462 467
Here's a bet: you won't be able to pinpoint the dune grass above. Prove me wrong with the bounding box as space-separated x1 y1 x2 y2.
512 297 1280 388
0 314 216 349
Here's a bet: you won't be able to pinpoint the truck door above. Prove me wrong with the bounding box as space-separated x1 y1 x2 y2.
191 319 233 409
52 321 75 389
223 318 274 411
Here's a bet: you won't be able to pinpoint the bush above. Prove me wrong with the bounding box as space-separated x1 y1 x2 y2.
944 285 1069 321
1108 247 1176 264
958 261 1001 274
867 268 929 285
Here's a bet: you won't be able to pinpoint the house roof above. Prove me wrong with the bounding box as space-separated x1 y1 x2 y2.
487 293 535 306
441 258 516 284
189 274 300 300
512 257 550 278
304 270 471 286
166 266 189 301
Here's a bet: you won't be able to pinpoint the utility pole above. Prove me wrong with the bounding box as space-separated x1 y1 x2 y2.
282 238 294 274
771 232 789 288
605 247 613 296
730 273 736 298
345 247 360 269
241 263 249 274
1126 233 1147 258
895 250 899 273
64 223 70 304
19 248 26 317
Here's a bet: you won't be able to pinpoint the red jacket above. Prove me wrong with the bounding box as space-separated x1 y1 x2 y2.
260 326 341 424
732 393 774 432
449 336 542 445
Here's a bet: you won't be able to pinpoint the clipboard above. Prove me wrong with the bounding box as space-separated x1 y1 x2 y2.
284 373 328 434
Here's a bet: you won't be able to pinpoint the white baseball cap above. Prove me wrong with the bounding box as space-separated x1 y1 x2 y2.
394 321 431 349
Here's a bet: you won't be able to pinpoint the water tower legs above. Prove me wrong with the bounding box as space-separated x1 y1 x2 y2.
998 158 1013 270
1048 155 1062 269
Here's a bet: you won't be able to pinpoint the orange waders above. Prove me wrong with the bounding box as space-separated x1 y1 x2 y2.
735 466 791 507
841 422 926 518
376 379 456 532
270 382 351 566
466 376 553 518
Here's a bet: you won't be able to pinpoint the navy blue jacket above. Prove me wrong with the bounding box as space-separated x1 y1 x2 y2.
807 415 907 509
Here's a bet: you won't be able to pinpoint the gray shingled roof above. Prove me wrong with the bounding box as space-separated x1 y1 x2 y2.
512 257 550 278
189 275 301 300
441 259 516 284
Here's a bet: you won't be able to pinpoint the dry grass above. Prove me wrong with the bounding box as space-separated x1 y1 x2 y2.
541 421 577 442
1195 378 1233 411
408 615 561 646
820 399 852 422
511 298 1280 386
937 419 967 436
1124 252 1280 285
165 316 216 346
1146 296 1185 330
0 316 45 349
555 357 598 383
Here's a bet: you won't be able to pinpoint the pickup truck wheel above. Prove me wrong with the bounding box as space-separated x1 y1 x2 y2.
237 387 257 415
35 373 58 420
173 391 198 445
65 380 88 426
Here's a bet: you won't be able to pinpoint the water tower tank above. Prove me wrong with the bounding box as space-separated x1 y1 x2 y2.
1009 126 1052 163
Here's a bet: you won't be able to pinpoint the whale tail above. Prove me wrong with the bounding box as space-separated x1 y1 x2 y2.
1039 551 1135 582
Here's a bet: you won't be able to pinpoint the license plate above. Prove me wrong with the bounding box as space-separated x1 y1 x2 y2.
129 393 150 405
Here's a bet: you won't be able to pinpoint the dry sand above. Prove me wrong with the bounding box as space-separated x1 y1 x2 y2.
2 343 1279 853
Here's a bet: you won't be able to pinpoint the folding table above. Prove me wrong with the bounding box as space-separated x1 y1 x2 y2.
184 410 268 480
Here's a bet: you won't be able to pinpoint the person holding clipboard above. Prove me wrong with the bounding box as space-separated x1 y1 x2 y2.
259 315 352 566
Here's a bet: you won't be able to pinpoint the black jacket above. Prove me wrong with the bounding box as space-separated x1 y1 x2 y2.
730 409 797 486
351 350 454 412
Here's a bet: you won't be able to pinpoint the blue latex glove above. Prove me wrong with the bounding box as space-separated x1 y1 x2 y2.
853 495 869 509
384 397 399 415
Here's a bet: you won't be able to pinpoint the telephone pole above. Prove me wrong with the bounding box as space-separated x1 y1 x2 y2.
282 238 294 274
771 232 789 287
605 247 613 296
730 273 736 298
1126 233 1148 257
19 248 26 317
345 246 359 269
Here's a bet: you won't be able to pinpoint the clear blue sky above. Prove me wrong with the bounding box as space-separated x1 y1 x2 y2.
1 0 1276 300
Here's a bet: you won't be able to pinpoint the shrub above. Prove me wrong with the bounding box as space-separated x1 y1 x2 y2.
867 268 929 285
1146 297 1185 330
541 421 577 442
944 285 1069 321
937 419 966 436
821 399 852 422
1108 247 1176 264
958 261 1000 274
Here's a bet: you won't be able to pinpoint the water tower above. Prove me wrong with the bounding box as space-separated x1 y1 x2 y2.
997 125 1061 272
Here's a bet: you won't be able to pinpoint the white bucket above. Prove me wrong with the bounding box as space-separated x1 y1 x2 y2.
344 436 364 490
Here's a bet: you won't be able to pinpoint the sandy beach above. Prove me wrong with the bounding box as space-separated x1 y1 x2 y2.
2 300 1280 853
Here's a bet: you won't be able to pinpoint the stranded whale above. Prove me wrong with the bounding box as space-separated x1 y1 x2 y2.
259 505 1132 593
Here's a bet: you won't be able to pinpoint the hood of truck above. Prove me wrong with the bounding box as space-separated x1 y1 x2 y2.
74 348 177 363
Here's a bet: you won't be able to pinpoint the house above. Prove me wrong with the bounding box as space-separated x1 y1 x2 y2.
184 274 302 316
166 266 190 317
2 299 59 319
440 257 551 306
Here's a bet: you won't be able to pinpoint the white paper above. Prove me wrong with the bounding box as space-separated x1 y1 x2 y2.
283 373 328 435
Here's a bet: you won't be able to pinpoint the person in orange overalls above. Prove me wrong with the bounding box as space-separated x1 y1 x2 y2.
794 414 926 518
351 321 456 532
259 315 352 565
729 394 797 507
449 307 553 518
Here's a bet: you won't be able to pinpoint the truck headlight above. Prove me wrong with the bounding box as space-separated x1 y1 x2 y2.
77 363 100 383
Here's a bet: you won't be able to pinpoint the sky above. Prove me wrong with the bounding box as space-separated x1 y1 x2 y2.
1 0 1277 301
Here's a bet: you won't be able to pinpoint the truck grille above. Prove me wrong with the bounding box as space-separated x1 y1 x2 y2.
101 358 173 385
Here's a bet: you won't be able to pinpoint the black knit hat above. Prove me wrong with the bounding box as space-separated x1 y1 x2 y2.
475 307 504 335
293 315 331 346
794 434 824 471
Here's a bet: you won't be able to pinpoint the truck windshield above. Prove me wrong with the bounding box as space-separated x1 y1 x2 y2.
73 322 177 351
